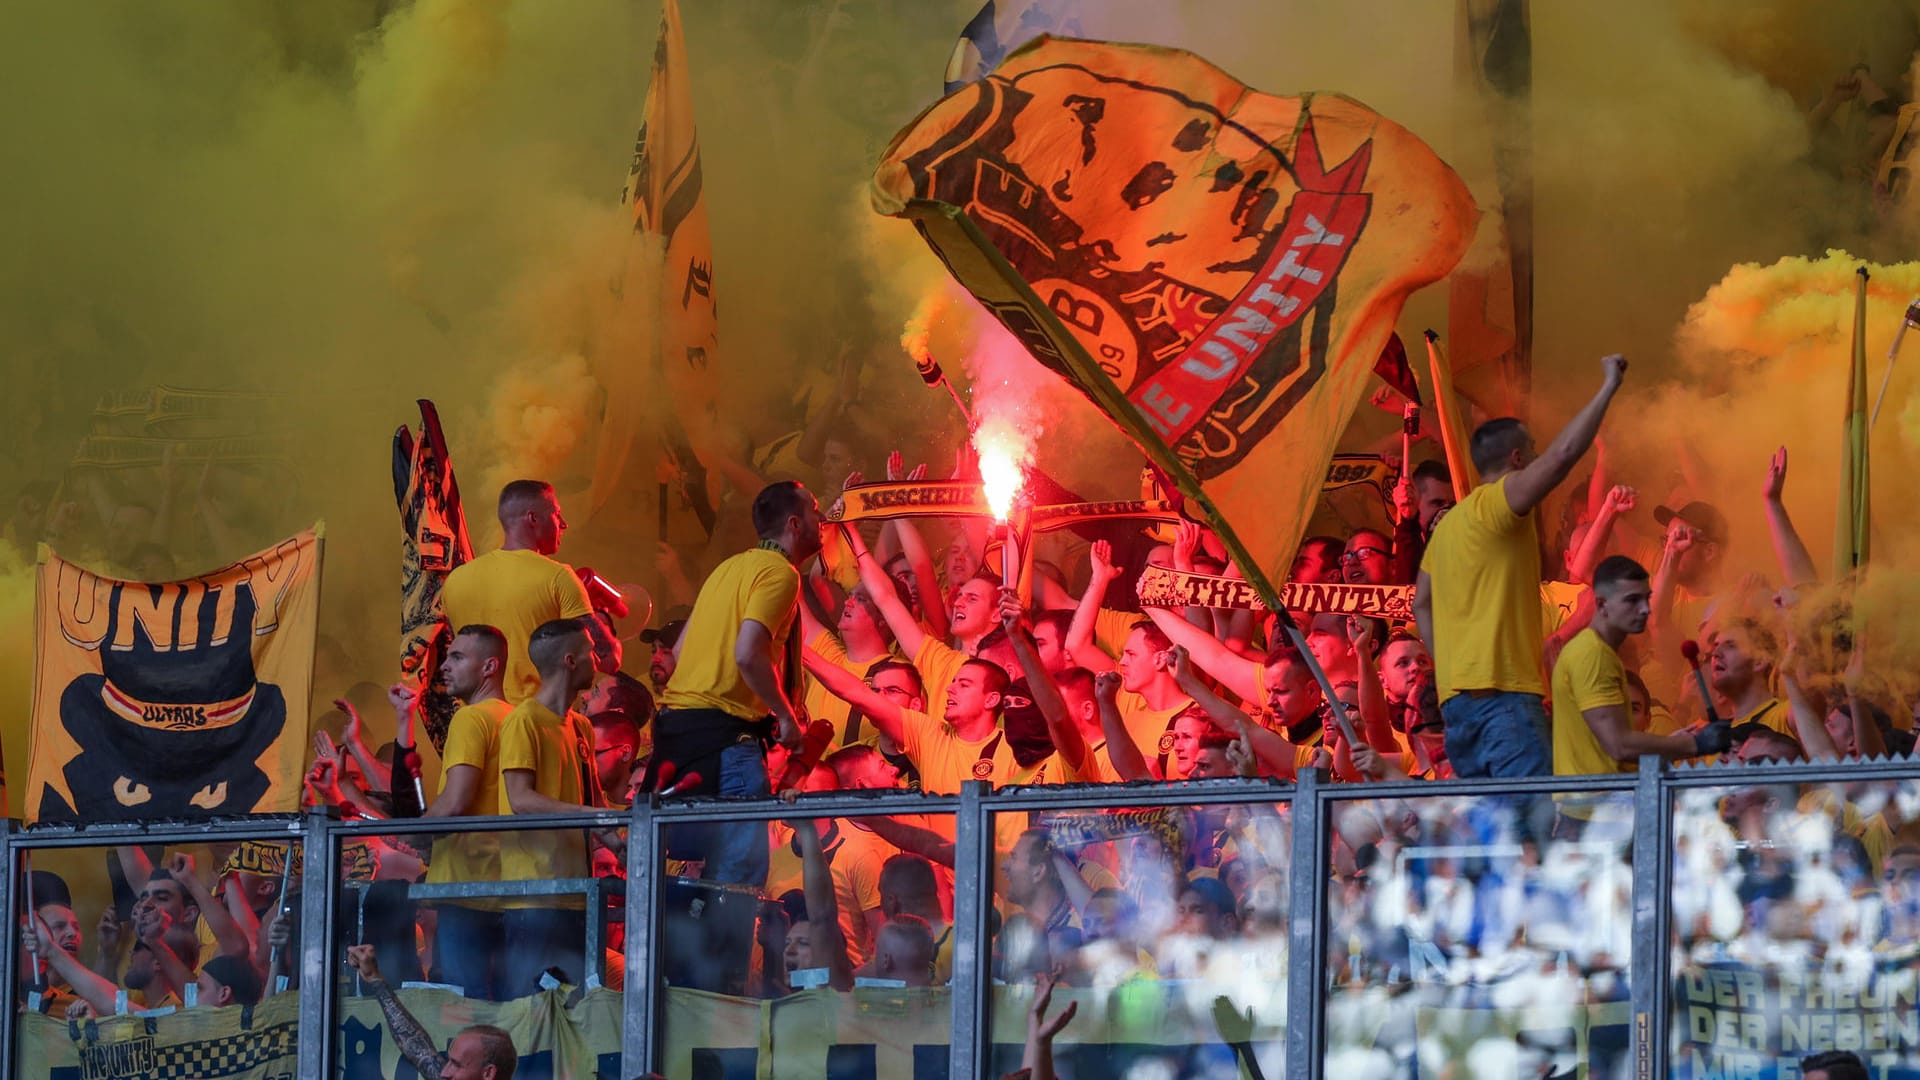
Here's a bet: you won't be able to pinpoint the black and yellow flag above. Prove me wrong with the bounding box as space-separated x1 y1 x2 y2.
394 400 472 754
874 37 1475 607
30 528 323 822
593 0 719 533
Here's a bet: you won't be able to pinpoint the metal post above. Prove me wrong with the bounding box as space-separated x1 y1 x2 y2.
1285 769 1327 1079
621 795 660 1080
296 806 339 1080
583 874 602 989
949 780 991 1080
0 820 17 1078
1629 755 1670 1080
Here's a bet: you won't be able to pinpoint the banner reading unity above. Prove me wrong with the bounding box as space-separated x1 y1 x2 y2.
873 36 1474 609
1137 564 1414 620
28 528 322 823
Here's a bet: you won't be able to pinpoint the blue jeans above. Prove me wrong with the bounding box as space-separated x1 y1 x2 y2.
1441 692 1551 778
705 740 771 888
432 905 504 1000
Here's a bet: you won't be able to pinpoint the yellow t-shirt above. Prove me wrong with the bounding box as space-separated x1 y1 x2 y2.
803 630 901 752
912 637 971 720
496 700 593 907
1094 608 1145 660
764 820 889 968
428 698 513 906
898 709 1029 795
440 549 593 704
1115 691 1193 780
661 546 800 721
1540 580 1588 637
1059 740 1122 784
1737 698 1794 738
1420 477 1545 702
1551 629 1632 777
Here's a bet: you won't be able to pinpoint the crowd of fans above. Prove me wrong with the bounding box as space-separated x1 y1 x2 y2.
17 352 1920 1080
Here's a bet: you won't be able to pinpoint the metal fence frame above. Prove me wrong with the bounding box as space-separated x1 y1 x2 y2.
7 754 1920 1078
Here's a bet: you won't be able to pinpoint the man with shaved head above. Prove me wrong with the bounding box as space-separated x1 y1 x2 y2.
441 480 593 704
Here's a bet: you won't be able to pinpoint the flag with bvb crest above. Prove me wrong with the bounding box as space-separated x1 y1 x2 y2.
873 36 1476 605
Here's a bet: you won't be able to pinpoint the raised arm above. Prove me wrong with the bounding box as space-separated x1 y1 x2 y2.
1781 674 1842 762
347 945 448 1076
1762 447 1818 587
333 699 388 795
892 518 951 640
169 854 251 959
1167 646 1258 743
1063 542 1122 672
1002 594 1084 772
1143 605 1260 703
792 819 855 991
1503 354 1627 516
1345 620 1398 752
1093 672 1153 782
28 918 130 1017
802 646 912 747
845 524 934 659
1568 486 1636 585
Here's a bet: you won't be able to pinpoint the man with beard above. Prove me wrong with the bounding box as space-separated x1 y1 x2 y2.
654 482 822 889
640 617 686 693
1552 557 1730 776
401 624 513 998
1415 355 1628 777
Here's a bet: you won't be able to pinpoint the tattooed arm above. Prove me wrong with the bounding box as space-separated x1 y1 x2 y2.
345 945 446 1076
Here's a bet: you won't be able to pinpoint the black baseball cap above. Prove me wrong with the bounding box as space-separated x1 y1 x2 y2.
640 618 687 648
1653 500 1728 546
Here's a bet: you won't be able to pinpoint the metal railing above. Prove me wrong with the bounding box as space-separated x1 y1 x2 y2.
6 754 1918 1078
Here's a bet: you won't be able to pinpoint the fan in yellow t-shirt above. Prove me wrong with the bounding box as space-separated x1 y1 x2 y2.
1415 358 1626 778
797 581 905 753
439 480 593 705
802 647 1027 794
495 617 607 993
399 624 516 999
1551 556 1727 778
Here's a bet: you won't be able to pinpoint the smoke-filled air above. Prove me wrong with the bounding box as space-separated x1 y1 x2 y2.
5 0 1920 779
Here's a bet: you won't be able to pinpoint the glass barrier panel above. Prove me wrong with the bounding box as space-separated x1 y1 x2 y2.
987 797 1292 1077
1668 779 1920 1077
12 835 304 1078
655 805 957 1079
331 823 625 1079
1324 789 1635 1078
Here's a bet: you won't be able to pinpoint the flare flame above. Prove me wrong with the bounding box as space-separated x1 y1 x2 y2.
974 414 1028 523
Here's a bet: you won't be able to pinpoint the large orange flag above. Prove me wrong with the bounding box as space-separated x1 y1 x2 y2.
873 37 1475 604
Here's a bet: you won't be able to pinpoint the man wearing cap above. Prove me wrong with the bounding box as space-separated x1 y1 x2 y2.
1414 354 1627 778
441 480 593 705
642 616 687 692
